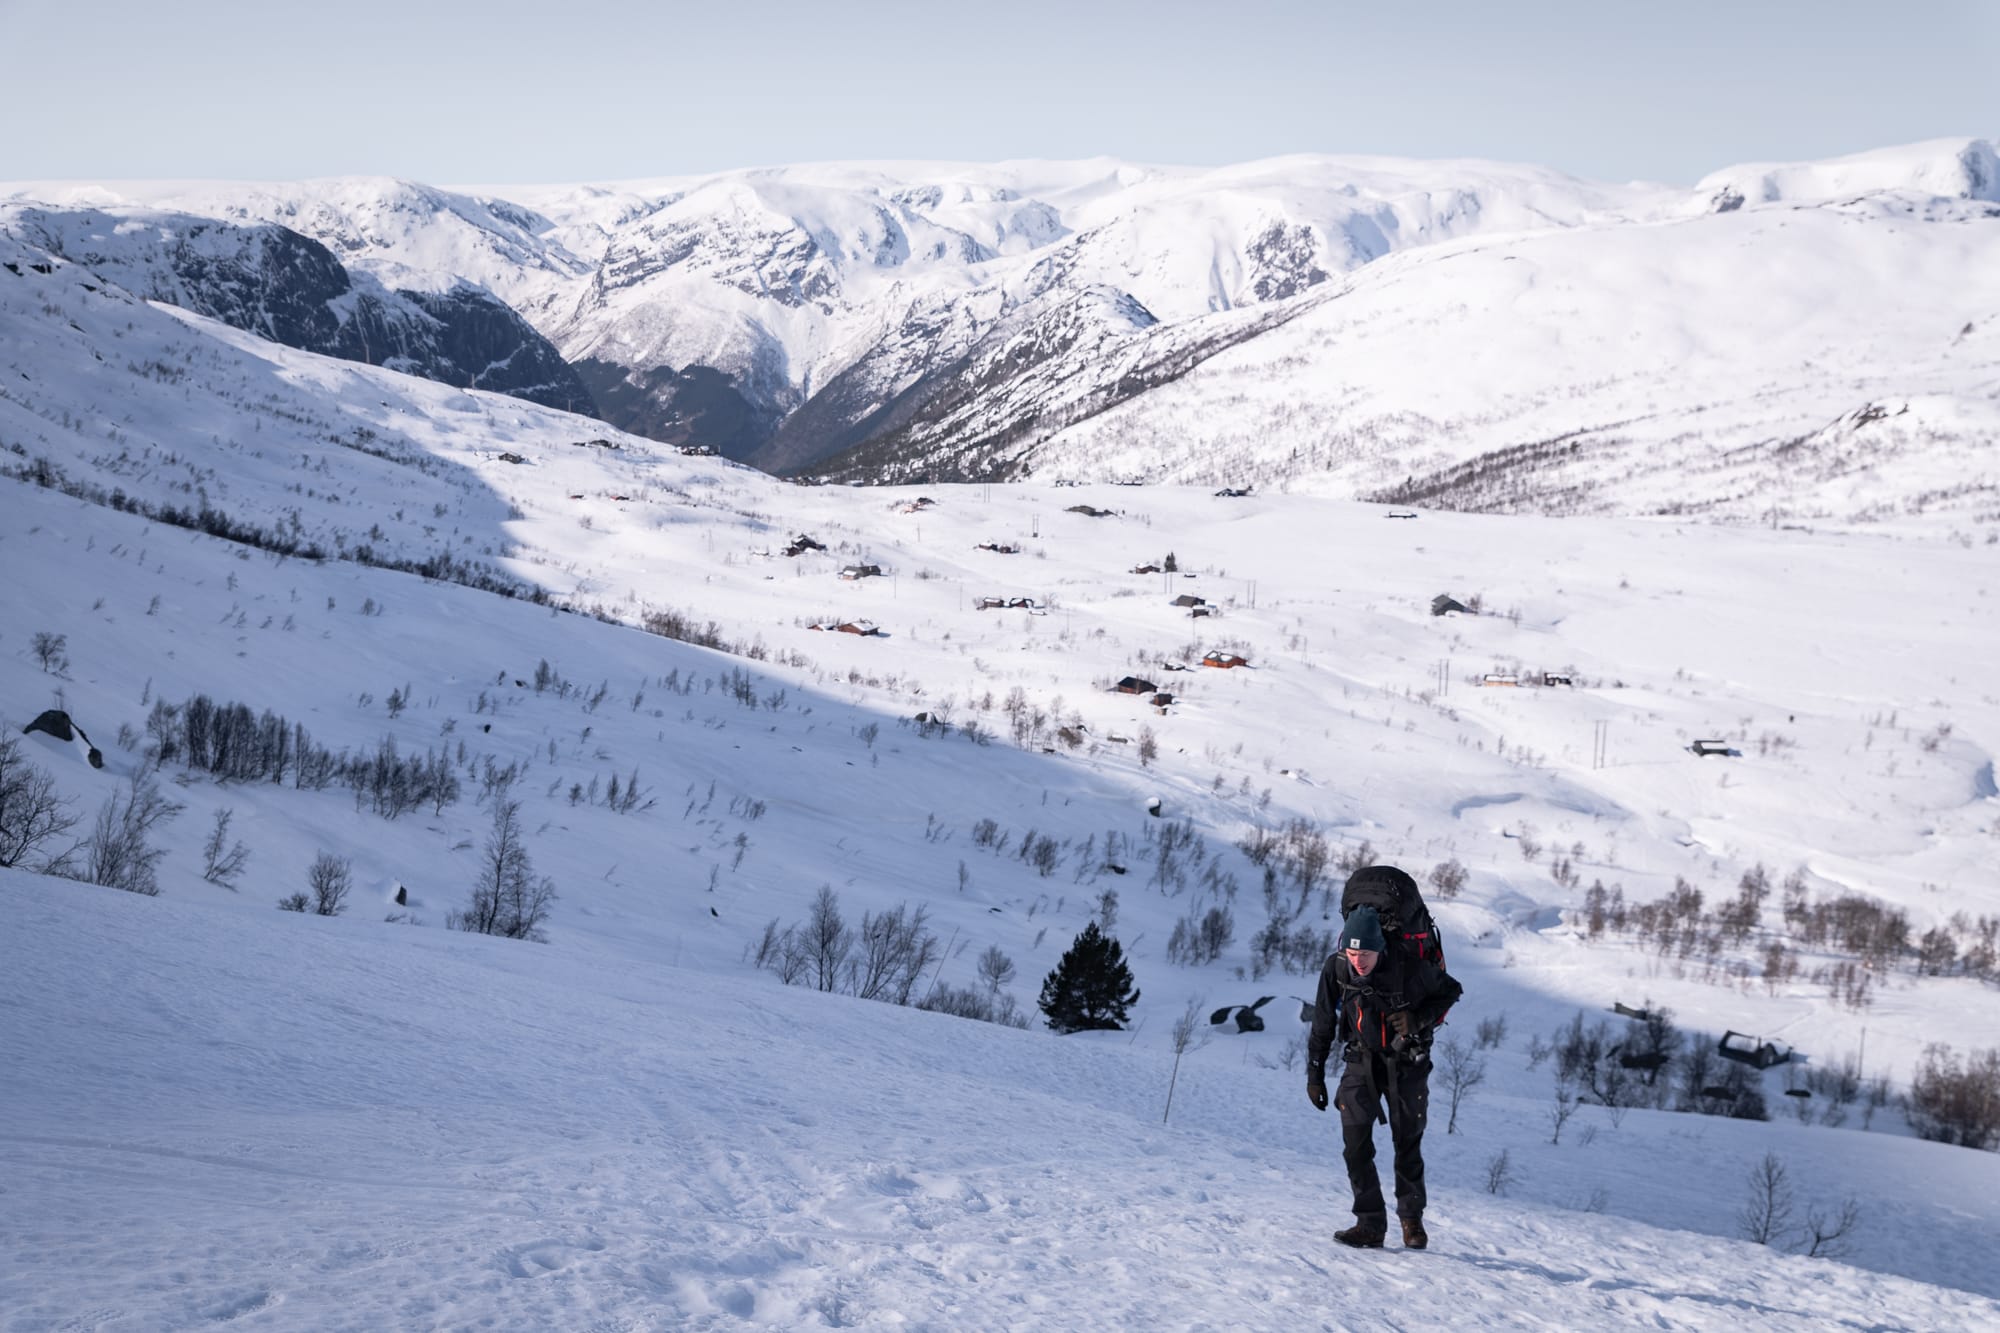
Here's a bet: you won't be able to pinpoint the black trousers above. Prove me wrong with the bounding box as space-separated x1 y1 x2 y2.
1335 1054 1431 1221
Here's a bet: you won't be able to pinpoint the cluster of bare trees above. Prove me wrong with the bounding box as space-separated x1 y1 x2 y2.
1246 916 1335 979
1739 1152 1860 1258
1 738 185 896
1232 821 1364 979
279 852 351 916
1428 858 1469 899
1532 1007 1773 1125
752 886 946 1008
1237 818 1332 911
1165 905 1234 965
1001 686 1084 751
1576 862 1997 1010
146 694 460 819
0 736 77 871
448 800 558 941
924 945 1031 1028
1908 1044 2000 1149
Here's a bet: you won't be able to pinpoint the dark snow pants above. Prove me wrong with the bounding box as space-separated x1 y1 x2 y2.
1335 1054 1431 1222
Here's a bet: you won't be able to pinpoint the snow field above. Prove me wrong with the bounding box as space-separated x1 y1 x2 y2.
3 206 1999 1326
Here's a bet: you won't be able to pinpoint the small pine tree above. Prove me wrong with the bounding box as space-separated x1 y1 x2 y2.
1038 921 1140 1033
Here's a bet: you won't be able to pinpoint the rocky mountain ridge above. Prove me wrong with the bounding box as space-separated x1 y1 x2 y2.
1 203 593 414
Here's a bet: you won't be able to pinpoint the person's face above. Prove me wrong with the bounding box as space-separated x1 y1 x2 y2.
1345 947 1380 977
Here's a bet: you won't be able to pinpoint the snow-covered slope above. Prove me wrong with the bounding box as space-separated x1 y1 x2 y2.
4 209 2000 1324
1026 188 2000 521
1695 136 2000 212
8 869 1998 1329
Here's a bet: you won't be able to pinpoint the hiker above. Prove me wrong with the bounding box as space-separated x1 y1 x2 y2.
1306 865 1463 1250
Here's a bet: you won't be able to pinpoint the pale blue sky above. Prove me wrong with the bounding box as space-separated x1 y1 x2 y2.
9 0 1993 185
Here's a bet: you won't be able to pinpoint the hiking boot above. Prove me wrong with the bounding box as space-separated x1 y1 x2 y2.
1334 1218 1387 1248
1400 1217 1428 1250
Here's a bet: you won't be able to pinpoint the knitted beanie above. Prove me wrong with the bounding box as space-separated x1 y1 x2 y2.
1341 904 1387 953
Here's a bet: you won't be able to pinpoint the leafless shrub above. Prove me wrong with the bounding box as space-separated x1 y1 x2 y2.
1548 1076 1580 1144
977 945 1016 994
307 851 351 916
1738 1152 1794 1245
31 631 70 676
1166 905 1235 965
1438 1035 1486 1135
917 983 1030 1028
0 736 77 869
752 917 786 970
848 903 940 1004
1802 1197 1861 1258
201 808 250 889
1163 996 1209 1124
803 885 852 991
78 774 182 895
1907 1043 2000 1149
450 799 557 941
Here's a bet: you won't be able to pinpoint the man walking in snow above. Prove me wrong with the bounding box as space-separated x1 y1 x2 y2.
1306 889 1462 1250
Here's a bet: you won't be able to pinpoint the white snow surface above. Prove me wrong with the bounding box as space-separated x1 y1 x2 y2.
7 871 1997 1331
1037 192 2000 512
2 160 1999 1328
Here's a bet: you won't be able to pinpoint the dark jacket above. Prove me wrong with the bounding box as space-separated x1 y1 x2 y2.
1306 949 1462 1082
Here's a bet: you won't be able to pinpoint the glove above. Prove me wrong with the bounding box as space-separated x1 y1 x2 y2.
1307 1081 1329 1112
1389 1011 1416 1038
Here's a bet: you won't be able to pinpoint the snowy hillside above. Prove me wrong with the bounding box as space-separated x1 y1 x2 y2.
1694 137 2000 213
9 136 1992 511
8 872 1998 1329
3 216 2000 1325
1031 191 2000 521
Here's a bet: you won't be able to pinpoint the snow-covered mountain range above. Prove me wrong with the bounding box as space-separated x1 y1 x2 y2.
6 135 1994 519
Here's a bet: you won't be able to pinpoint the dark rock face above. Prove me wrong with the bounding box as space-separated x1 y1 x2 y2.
166 224 350 347
1244 222 1330 303
11 207 596 418
750 290 991 474
805 284 1318 486
573 358 778 461
391 286 597 416
599 210 839 309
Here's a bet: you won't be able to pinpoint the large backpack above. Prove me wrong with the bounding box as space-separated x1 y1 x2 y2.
1340 864 1446 973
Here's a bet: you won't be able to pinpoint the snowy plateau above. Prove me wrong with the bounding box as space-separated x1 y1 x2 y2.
0 137 1997 1331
